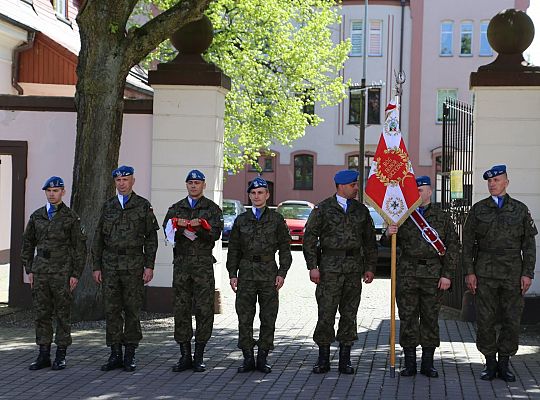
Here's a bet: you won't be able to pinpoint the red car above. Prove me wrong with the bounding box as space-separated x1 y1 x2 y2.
276 200 315 245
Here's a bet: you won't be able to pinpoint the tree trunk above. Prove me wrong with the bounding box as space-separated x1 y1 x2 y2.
71 7 130 321
70 0 211 320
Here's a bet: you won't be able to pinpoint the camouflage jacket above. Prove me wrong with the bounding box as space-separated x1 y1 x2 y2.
463 194 537 279
162 196 223 263
303 196 378 274
380 203 460 279
21 203 87 278
93 192 159 271
226 207 292 281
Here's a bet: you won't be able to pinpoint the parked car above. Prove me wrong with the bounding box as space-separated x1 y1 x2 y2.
276 200 315 245
222 199 246 243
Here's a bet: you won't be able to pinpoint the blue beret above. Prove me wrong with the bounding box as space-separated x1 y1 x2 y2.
483 164 506 180
42 176 64 190
247 177 268 193
112 165 134 178
416 176 431 187
334 169 359 185
185 169 205 182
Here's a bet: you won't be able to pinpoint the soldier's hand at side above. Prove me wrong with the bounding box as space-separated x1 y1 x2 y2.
363 271 374 284
92 270 102 284
309 269 320 284
143 268 154 284
521 276 532 295
28 272 34 289
438 277 451 291
275 276 285 290
69 277 78 292
386 224 398 237
465 273 477 294
230 278 238 292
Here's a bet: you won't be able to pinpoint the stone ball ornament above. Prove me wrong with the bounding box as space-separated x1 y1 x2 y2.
487 9 534 55
170 14 213 54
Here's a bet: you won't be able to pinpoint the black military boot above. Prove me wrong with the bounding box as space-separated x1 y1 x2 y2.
101 344 123 371
29 344 52 370
256 348 272 373
338 344 354 374
497 355 516 382
193 342 206 372
312 345 330 374
480 354 497 381
237 348 256 373
400 347 417 377
51 346 67 370
172 342 193 372
123 344 137 372
420 347 438 378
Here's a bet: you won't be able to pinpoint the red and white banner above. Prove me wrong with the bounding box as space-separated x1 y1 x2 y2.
365 98 421 226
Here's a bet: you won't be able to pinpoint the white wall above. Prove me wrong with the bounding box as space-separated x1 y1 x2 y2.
0 110 153 221
0 154 12 252
0 19 27 95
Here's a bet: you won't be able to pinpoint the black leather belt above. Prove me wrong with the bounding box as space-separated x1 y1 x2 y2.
107 247 143 256
37 248 66 259
478 247 521 256
175 248 213 256
322 248 361 257
243 254 275 262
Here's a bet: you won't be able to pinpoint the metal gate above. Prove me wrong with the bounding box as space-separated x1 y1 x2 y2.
441 98 474 309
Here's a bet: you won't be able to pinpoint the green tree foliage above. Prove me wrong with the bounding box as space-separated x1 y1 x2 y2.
136 0 350 171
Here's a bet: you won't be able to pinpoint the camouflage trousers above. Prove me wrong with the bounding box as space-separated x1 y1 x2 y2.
314 271 362 346
103 268 144 346
396 276 442 348
476 276 524 357
173 257 215 344
32 272 73 347
235 279 279 351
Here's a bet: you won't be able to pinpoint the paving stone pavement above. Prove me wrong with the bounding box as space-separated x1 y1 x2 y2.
0 250 539 399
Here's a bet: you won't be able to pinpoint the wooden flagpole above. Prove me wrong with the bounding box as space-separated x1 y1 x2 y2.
389 71 405 378
390 233 397 377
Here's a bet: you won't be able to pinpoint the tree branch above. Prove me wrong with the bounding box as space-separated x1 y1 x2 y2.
123 0 212 71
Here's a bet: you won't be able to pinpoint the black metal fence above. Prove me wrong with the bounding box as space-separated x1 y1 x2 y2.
441 98 474 309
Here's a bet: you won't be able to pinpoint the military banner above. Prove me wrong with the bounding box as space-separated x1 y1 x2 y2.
364 99 421 223
364 97 420 378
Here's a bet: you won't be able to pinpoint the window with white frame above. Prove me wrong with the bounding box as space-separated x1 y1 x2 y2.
460 21 473 55
479 20 493 56
436 89 457 123
350 21 363 56
440 21 453 56
368 20 382 56
54 0 67 18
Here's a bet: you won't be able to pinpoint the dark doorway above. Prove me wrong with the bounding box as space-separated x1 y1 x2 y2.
0 141 30 308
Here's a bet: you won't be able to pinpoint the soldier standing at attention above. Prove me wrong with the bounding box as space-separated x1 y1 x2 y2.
303 170 378 374
226 177 292 373
382 176 460 378
93 166 159 372
21 176 87 371
163 170 223 373
464 165 537 382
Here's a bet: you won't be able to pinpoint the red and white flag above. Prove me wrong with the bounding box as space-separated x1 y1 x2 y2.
365 98 421 226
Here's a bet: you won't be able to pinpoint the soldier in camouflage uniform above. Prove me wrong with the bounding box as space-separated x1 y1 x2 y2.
464 165 537 382
226 177 292 373
92 166 159 372
163 169 223 373
21 176 87 371
303 170 378 374
382 176 460 378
